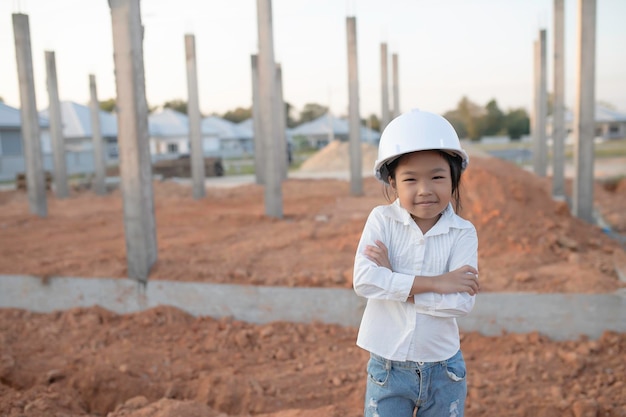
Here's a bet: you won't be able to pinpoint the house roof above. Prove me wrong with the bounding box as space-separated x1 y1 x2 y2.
235 120 253 139
237 118 254 133
290 113 345 136
148 108 189 137
39 101 117 138
237 117 294 142
289 113 380 142
554 104 626 124
202 115 252 139
0 101 49 129
148 110 253 139
592 105 626 123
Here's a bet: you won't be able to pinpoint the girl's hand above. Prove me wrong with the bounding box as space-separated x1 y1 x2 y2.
434 265 480 296
364 240 392 270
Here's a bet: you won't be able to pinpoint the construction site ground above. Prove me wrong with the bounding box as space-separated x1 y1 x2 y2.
1 143 625 417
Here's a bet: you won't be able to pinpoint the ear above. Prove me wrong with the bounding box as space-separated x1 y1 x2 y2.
389 177 396 190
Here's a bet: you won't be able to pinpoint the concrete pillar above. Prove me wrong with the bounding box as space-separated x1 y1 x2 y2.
346 16 362 196
532 30 548 177
12 13 47 217
89 74 107 196
256 0 283 218
275 63 288 180
531 39 538 164
44 50 69 199
392 53 400 119
185 33 205 200
552 0 566 199
109 0 158 282
251 55 264 185
380 42 390 130
327 112 335 143
539 30 548 177
573 0 596 222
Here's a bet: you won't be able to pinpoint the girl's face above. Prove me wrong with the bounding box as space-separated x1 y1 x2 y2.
389 150 453 233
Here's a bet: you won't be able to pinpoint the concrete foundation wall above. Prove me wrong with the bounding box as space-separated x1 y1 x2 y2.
1 275 624 341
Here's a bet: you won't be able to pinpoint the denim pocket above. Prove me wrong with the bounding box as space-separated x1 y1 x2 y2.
445 351 467 382
367 357 390 387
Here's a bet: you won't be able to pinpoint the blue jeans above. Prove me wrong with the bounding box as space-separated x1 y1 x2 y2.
364 350 467 417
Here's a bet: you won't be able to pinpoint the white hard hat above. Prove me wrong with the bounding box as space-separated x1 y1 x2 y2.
374 109 469 183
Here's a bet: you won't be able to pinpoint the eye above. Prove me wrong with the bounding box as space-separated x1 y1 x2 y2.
432 175 445 180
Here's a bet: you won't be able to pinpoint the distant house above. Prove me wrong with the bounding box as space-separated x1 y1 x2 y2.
587 105 626 140
148 108 190 157
40 101 119 160
548 104 626 141
201 115 254 159
2 101 312 181
1 100 123 181
289 113 380 149
236 117 295 163
0 101 51 181
148 110 254 159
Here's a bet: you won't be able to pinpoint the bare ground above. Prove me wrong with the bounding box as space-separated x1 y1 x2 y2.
1 153 625 416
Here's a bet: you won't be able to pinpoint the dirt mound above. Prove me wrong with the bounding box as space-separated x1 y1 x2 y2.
299 140 378 172
461 157 622 292
1 306 624 417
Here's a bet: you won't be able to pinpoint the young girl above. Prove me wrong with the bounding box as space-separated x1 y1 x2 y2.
353 109 479 417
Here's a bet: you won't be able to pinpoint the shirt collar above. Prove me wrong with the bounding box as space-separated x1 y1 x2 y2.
381 199 471 236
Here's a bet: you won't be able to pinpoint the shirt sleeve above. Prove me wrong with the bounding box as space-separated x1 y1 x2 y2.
412 225 479 318
353 209 415 301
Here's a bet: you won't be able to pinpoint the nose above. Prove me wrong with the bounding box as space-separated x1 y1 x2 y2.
417 180 432 195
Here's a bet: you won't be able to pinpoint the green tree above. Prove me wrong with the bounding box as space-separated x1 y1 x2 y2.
99 98 116 113
443 109 467 139
298 103 328 124
364 114 381 132
163 99 188 115
458 96 484 141
443 96 484 140
597 100 617 110
504 108 530 140
223 107 252 123
285 102 297 128
483 99 505 136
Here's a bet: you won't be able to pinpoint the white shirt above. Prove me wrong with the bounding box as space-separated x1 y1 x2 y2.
353 200 478 362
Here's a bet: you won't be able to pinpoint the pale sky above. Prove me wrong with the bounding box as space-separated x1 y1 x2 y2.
1 0 625 119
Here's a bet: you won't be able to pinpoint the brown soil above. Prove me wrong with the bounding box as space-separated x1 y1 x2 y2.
1 151 626 416
0 154 624 293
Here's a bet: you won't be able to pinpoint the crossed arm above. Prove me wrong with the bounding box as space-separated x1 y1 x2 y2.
363 239 480 302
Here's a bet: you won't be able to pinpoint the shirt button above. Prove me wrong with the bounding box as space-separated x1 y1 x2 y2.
418 239 425 245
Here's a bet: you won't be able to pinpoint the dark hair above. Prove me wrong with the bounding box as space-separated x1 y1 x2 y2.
382 150 464 212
